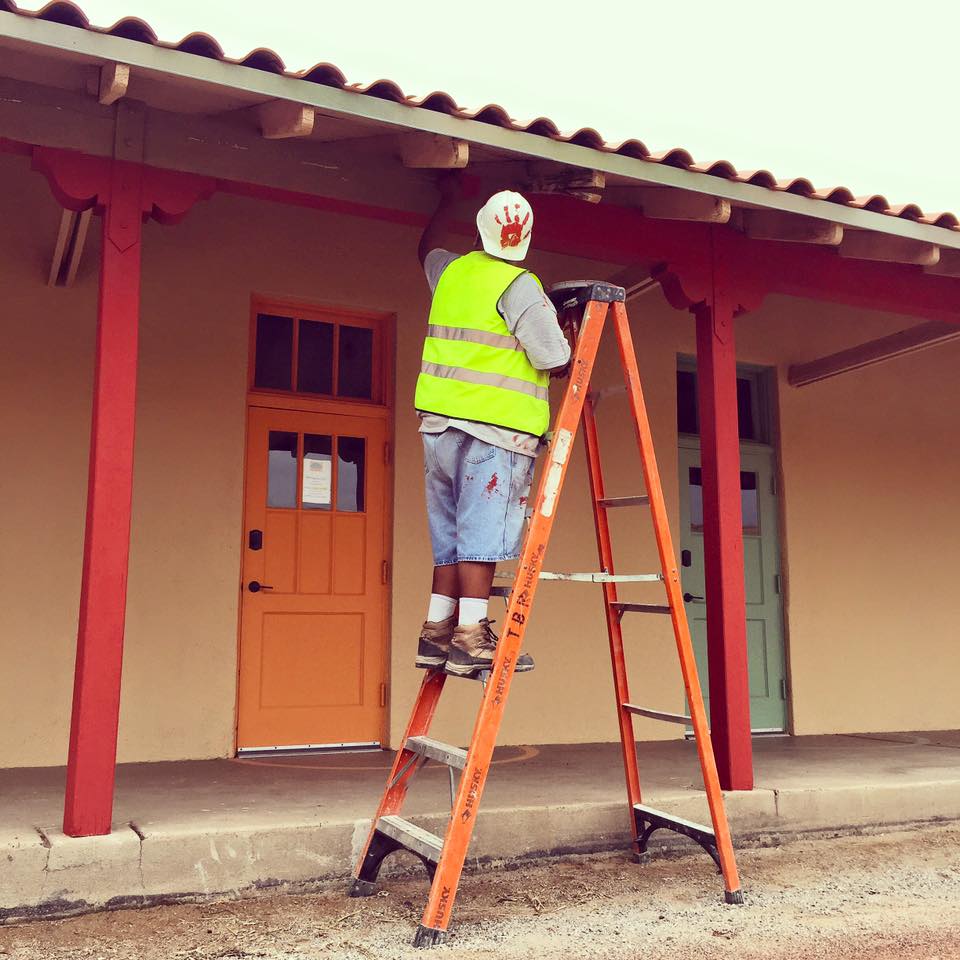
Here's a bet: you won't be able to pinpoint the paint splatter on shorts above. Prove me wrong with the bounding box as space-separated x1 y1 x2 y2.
422 428 535 565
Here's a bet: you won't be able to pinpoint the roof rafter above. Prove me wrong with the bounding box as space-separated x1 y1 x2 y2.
840 232 940 266
257 100 314 139
97 62 127 106
399 132 468 168
742 210 842 246
632 187 730 223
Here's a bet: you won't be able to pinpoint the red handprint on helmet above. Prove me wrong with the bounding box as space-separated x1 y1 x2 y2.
495 204 531 250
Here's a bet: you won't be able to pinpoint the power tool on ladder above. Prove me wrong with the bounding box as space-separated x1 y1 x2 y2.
350 280 744 947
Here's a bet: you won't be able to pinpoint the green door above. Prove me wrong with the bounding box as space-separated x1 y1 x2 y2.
678 439 787 732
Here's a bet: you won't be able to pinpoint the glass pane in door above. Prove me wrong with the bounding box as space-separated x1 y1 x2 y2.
337 437 366 512
302 434 333 510
267 431 298 507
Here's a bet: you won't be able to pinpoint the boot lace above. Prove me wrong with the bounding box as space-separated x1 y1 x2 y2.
476 618 499 652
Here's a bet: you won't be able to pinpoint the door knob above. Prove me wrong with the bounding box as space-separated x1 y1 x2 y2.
683 592 704 603
247 580 274 593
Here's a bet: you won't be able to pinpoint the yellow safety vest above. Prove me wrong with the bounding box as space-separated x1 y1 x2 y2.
414 251 551 437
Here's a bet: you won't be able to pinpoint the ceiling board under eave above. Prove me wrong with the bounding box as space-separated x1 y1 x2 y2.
0 41 92 93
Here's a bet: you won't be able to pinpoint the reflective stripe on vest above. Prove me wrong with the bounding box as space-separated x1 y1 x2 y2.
420 362 549 400
426 324 523 352
414 252 551 437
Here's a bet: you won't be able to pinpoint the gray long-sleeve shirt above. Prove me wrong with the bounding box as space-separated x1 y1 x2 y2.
418 249 571 456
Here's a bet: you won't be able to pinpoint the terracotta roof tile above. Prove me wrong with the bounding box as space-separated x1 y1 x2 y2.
301 63 348 87
5 0 957 233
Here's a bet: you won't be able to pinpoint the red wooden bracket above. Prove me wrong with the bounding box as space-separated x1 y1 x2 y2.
652 228 767 324
32 146 216 229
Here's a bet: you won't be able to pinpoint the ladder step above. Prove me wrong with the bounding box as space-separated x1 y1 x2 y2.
541 571 661 583
376 815 443 863
406 736 468 770
596 495 650 508
496 572 662 586
634 804 715 841
623 704 691 725
611 602 672 615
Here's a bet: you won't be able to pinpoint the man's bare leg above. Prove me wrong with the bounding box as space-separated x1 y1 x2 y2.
431 564 459 599
457 561 496 604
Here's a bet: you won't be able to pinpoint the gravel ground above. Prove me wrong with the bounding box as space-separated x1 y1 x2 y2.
1 823 959 959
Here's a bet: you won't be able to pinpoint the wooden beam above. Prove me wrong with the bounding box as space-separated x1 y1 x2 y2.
48 207 93 286
257 100 315 140
788 320 960 386
925 248 960 278
743 210 842 245
527 162 604 203
399 132 468 169
64 208 93 286
634 187 730 223
98 62 128 106
840 231 940 266
48 208 76 286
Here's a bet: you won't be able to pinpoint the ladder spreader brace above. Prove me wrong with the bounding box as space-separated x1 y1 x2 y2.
351 280 744 948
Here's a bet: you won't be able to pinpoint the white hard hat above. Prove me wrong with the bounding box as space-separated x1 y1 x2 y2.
476 191 533 262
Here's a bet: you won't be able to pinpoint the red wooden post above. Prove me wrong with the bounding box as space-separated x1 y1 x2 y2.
32 146 214 836
692 233 754 791
63 161 144 837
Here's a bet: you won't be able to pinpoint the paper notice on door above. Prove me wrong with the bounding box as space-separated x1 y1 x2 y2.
302 456 332 507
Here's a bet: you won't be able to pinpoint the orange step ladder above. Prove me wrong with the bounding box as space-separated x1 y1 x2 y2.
351 281 743 947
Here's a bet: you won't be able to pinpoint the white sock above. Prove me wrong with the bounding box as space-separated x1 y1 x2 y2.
458 596 489 626
427 593 457 623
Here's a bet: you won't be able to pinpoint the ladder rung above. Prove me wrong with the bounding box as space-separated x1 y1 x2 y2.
623 704 691 725
611 602 672 615
596 495 650 508
376 816 443 863
634 804 715 840
541 571 662 583
406 736 467 770
496 572 662 585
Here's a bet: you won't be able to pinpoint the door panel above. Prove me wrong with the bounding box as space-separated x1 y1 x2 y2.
679 442 787 732
238 406 387 748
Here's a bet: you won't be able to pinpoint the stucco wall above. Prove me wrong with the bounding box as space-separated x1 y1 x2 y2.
2 151 959 768
737 302 960 734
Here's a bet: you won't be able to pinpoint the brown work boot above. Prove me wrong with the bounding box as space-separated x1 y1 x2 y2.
415 615 457 670
444 619 535 678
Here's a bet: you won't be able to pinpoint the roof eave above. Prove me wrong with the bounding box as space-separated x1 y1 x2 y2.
2 10 957 251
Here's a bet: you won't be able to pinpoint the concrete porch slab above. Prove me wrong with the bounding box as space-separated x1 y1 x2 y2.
1 732 958 922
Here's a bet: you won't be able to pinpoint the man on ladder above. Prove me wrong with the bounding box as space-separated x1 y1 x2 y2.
414 178 570 679
351 181 743 948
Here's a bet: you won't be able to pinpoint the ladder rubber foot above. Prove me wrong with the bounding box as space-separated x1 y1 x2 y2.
413 924 449 948
348 878 378 898
724 889 745 905
632 850 652 865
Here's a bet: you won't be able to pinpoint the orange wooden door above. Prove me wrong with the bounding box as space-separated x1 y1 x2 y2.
238 406 388 749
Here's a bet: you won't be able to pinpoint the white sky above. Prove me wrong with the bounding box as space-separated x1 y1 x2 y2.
22 0 960 213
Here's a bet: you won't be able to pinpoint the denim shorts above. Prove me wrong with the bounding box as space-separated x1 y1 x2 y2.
422 429 535 565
